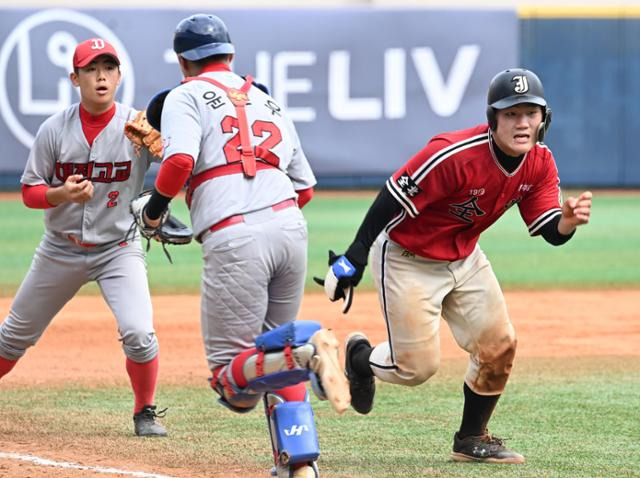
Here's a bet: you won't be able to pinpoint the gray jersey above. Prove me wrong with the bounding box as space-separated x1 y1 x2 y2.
1 102 160 366
161 70 316 237
21 103 156 245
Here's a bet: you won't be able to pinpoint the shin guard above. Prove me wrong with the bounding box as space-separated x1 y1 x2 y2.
265 392 319 473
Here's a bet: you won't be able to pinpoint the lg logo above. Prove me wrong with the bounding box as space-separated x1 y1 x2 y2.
0 9 135 149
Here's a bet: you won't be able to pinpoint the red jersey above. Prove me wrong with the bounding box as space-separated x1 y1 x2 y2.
386 124 562 261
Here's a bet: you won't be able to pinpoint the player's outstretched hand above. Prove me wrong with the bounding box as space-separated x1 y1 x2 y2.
64 174 93 204
313 250 365 314
559 190 592 235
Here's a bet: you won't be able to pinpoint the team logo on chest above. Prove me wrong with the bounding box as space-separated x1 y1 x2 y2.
449 196 485 223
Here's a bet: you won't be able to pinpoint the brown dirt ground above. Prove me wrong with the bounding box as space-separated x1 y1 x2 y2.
0 290 638 477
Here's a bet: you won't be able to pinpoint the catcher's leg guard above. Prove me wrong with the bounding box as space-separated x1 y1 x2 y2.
212 321 349 414
210 349 263 413
265 391 320 478
249 321 322 392
251 320 349 413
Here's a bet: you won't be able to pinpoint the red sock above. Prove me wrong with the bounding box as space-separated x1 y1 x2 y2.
0 356 18 379
126 356 159 414
276 382 307 402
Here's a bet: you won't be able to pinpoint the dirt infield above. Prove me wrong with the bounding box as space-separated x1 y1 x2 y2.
0 290 638 477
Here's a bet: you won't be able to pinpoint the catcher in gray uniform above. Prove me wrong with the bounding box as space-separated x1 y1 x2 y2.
0 38 169 437
128 14 349 478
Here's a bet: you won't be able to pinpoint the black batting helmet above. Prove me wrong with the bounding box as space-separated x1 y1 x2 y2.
486 68 552 141
173 14 234 61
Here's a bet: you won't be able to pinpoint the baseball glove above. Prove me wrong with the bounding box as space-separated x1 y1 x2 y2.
124 110 164 159
127 190 193 263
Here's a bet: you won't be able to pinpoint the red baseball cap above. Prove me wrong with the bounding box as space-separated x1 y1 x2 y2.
73 38 120 68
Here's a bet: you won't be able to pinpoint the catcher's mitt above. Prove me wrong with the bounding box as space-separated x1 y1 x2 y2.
124 110 164 159
127 190 193 263
157 215 193 245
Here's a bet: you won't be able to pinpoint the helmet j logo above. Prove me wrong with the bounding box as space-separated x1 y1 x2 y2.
512 75 529 94
0 9 135 149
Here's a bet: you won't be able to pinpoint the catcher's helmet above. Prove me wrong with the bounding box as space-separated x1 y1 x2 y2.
486 68 552 141
173 14 234 61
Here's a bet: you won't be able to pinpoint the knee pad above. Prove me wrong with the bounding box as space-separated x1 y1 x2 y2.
265 392 320 468
247 320 321 392
209 369 262 414
211 321 323 413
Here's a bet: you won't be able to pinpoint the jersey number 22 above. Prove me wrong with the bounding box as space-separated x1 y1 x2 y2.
221 116 282 167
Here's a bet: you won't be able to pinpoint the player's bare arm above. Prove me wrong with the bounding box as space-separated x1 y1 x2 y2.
558 190 592 235
45 174 94 205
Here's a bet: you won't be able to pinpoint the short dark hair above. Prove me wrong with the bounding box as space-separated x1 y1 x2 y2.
190 53 232 68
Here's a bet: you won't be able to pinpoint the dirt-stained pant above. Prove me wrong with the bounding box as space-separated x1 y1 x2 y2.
369 234 516 395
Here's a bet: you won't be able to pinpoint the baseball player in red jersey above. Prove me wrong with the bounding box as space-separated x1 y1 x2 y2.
130 14 349 478
320 68 592 464
0 39 167 437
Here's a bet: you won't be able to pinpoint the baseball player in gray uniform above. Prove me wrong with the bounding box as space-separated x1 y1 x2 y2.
129 14 349 478
0 39 167 437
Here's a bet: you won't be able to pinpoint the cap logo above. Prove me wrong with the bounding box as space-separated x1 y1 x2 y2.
90 38 105 50
512 75 529 94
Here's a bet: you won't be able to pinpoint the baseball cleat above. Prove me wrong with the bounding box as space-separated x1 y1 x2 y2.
291 463 319 478
133 405 168 437
451 432 525 464
345 332 376 414
271 462 319 478
308 329 350 414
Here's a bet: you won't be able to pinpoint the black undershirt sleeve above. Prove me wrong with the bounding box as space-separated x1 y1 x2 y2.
538 214 575 245
145 188 172 220
345 187 403 265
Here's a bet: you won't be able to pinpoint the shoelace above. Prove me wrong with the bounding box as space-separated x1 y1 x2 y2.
481 434 509 446
142 406 168 419
153 407 168 418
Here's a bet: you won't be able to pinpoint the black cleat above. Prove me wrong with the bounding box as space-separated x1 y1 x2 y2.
345 332 375 414
133 405 168 437
451 431 524 464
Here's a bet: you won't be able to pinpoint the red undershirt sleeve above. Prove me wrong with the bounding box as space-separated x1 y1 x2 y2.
21 184 54 209
296 187 314 208
154 153 194 198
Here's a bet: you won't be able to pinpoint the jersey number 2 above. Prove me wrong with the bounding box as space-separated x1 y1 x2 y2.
107 191 119 208
221 117 282 167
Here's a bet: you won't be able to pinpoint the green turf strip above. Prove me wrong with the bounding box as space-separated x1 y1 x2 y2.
1 192 639 296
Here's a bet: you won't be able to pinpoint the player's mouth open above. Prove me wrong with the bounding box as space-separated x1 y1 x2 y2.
514 134 529 143
96 86 109 94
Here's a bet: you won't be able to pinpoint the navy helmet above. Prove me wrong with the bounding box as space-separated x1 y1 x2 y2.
146 88 172 131
173 14 234 61
486 68 551 140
